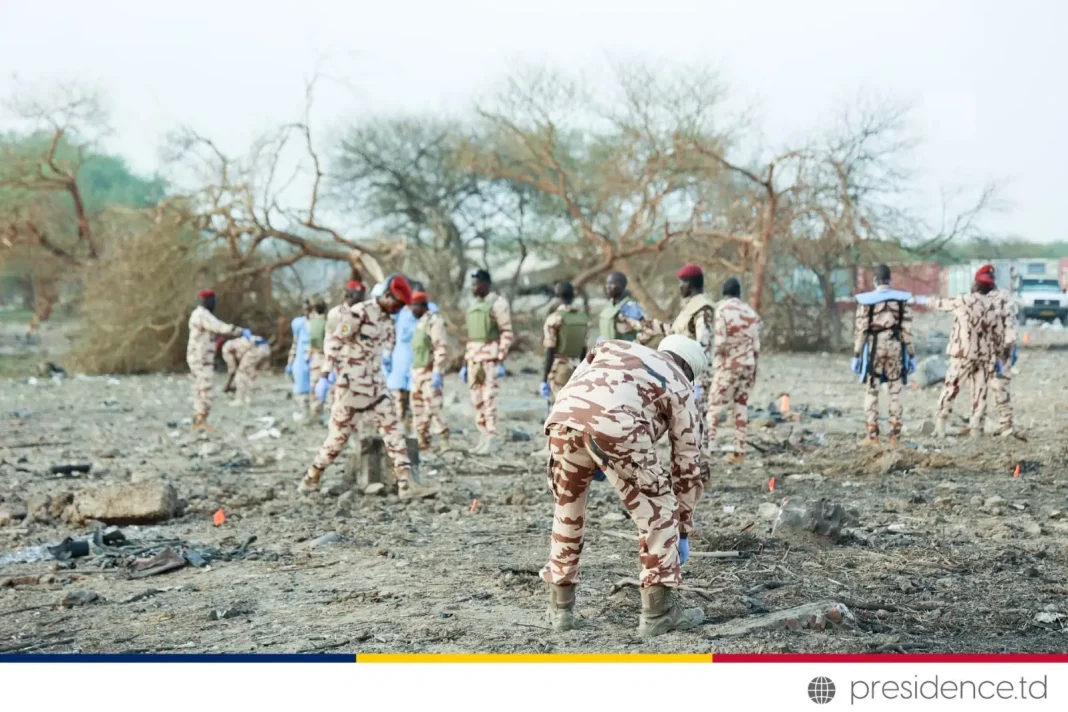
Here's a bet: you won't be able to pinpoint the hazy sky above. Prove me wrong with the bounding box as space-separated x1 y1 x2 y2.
2 0 1066 241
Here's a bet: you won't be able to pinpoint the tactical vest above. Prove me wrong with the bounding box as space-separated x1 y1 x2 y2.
599 298 637 341
467 299 499 343
308 316 326 350
671 293 716 338
412 319 434 369
555 309 589 357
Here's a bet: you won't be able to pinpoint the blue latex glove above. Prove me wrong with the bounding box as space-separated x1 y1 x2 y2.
994 360 1003 376
678 537 690 565
254 337 268 347
539 381 551 398
327 371 337 385
460 366 468 384
694 385 703 401
496 363 506 378
431 372 443 390
907 357 917 375
382 356 392 374
284 362 293 377
592 469 607 482
242 328 252 339
314 376 330 402
850 357 862 375
619 301 645 320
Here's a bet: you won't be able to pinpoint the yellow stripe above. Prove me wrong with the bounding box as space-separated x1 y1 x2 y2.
357 654 712 663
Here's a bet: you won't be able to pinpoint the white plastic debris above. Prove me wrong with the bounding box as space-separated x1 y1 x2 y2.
27 377 38 386
107 377 121 386
247 427 282 442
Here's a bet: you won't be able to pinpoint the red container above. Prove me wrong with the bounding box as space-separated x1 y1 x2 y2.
855 262 941 296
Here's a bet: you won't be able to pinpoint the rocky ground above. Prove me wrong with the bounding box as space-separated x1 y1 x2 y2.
3 314 1068 654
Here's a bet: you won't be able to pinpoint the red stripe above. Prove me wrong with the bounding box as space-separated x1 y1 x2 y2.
715 654 1068 664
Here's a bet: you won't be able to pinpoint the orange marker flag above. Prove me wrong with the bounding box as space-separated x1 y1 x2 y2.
768 477 776 492
1013 464 1021 478
1023 333 1031 345
213 509 226 526
469 499 480 514
780 394 790 413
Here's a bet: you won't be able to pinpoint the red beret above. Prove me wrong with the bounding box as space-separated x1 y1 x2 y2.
676 264 703 280
346 280 364 291
411 291 429 304
976 271 996 287
389 275 413 305
198 289 215 299
978 264 995 275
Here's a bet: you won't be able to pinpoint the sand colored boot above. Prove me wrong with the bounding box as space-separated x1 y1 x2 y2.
417 434 432 451
298 469 321 494
935 416 947 439
436 430 451 454
397 471 439 501
637 585 704 638
888 429 901 446
547 583 579 632
469 433 487 455
473 435 497 456
724 453 745 465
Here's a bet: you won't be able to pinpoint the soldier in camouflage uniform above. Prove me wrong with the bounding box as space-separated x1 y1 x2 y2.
462 269 514 455
540 281 589 401
319 281 366 420
925 268 1005 437
706 278 762 464
300 275 436 500
979 264 1018 436
670 264 716 413
599 272 666 344
541 335 709 637
187 289 243 430
222 331 271 406
851 264 916 446
410 290 450 452
306 300 328 418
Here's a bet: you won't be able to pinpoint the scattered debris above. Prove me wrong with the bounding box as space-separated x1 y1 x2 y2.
60 590 100 608
772 498 855 544
704 601 855 638
247 428 282 442
509 428 532 442
129 548 188 579
209 602 254 620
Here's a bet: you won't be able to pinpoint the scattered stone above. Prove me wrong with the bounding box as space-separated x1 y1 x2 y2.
751 418 777 429
75 482 179 525
364 483 386 497
705 601 854 638
336 491 354 509
917 356 948 388
307 533 342 549
916 420 936 436
1016 519 1042 537
26 494 53 523
1049 510 1064 520
48 492 74 520
0 503 27 527
757 502 780 520
936 482 962 495
325 483 349 497
883 499 911 513
970 495 984 507
602 512 627 523
60 590 99 608
773 499 855 544
984 495 1007 508
209 603 254 620
433 501 451 514
934 497 954 508
509 428 532 442
785 474 824 483
198 442 222 458
887 523 908 533
1034 610 1067 625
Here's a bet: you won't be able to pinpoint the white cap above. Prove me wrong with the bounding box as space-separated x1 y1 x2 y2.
658 334 708 380
369 281 388 299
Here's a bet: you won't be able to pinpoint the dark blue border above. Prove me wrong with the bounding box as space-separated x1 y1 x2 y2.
0 654 353 663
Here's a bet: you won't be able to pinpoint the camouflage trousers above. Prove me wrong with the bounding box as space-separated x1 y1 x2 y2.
391 389 413 434
540 423 683 589
308 349 325 417
937 358 993 431
188 356 215 419
864 377 904 437
224 344 270 401
990 369 1013 431
411 366 449 444
706 365 757 455
548 355 581 400
467 359 500 437
306 379 411 486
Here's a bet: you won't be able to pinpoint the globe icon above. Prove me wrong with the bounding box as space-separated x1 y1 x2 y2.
808 677 836 704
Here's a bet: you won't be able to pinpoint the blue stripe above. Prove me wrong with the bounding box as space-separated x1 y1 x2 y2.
0 654 353 663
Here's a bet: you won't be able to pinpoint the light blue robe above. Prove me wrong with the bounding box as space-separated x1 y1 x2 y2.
386 306 417 391
290 315 311 395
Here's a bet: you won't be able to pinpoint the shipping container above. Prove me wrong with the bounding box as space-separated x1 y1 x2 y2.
855 262 941 296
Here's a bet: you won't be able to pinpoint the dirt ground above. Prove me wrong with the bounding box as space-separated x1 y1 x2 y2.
3 314 1068 655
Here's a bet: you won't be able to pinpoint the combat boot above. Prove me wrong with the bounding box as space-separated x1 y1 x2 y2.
637 585 704 638
397 476 439 501
436 431 451 454
469 433 487 455
298 470 321 494
888 429 901 446
191 414 207 431
418 434 432 451
474 435 497 456
546 583 579 632
724 453 744 465
935 417 947 439
858 435 879 447
998 426 1015 437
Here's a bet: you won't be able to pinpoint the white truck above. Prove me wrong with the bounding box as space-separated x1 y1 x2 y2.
1017 277 1068 325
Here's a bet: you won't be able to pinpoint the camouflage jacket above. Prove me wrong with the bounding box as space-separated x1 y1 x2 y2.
929 292 1003 363
713 297 761 370
415 310 449 373
325 300 396 391
465 292 514 363
545 340 704 535
187 306 240 365
988 289 1018 358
